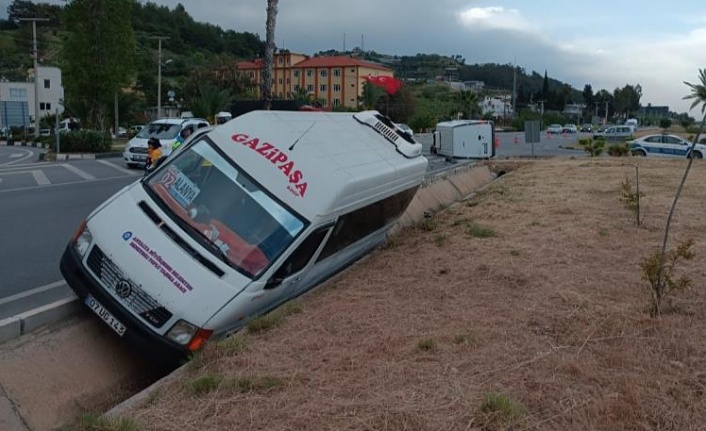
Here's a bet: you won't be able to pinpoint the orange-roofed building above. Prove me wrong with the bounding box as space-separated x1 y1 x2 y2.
236 52 394 109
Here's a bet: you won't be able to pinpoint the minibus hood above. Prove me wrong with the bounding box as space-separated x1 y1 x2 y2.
86 185 249 330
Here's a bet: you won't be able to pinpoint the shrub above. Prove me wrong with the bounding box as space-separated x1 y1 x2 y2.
466 222 497 238
659 118 672 129
417 338 437 351
607 142 630 157
579 137 605 157
188 374 223 395
57 130 112 153
479 392 525 422
640 239 695 317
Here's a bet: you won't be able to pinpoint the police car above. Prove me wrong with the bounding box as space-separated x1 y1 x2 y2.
628 134 706 159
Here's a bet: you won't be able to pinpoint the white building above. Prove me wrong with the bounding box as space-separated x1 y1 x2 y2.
0 66 64 128
481 96 513 118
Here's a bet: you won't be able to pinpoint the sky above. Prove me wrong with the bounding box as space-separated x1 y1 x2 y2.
3 0 706 114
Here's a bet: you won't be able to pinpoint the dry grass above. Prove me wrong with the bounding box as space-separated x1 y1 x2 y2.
129 158 706 431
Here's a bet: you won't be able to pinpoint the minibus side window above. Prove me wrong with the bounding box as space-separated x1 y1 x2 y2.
271 227 330 281
316 187 418 262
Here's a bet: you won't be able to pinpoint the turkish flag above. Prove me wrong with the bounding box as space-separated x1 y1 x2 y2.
365 75 402 95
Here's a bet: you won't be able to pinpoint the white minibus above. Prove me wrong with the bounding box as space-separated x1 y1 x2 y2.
60 110 428 364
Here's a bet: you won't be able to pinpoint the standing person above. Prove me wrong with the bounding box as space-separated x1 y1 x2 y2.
171 127 192 152
146 137 162 172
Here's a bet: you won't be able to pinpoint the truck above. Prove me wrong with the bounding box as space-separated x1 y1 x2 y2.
432 120 495 159
60 110 427 365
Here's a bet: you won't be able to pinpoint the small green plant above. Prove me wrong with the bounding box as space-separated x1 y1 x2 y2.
188 374 223 395
435 233 448 246
528 220 541 227
598 228 609 237
640 239 695 317
417 338 437 352
509 249 521 256
216 334 249 355
579 137 605 157
607 142 631 156
60 414 140 431
452 217 470 226
417 218 436 232
466 222 497 238
620 167 644 226
233 375 284 393
479 392 525 422
453 333 470 344
279 301 303 317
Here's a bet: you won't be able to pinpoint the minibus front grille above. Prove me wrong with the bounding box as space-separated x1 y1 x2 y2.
86 246 173 329
138 201 225 277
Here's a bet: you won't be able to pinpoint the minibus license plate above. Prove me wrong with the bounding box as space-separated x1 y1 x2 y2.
85 295 126 336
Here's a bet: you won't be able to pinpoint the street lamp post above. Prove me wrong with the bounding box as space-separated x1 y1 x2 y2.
151 36 169 119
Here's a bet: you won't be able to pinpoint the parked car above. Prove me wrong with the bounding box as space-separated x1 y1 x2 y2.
117 127 128 138
580 123 593 133
628 134 706 158
547 124 563 134
123 118 210 168
593 125 633 141
562 124 577 133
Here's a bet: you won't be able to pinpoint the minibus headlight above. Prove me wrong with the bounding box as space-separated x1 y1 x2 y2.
166 320 214 351
166 320 198 345
73 224 92 258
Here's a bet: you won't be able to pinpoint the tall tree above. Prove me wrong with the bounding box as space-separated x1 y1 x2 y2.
260 0 278 110
61 0 135 130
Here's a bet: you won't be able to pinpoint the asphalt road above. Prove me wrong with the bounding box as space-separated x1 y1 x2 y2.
0 146 139 319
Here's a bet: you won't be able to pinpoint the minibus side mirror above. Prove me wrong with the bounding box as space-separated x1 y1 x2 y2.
264 277 284 290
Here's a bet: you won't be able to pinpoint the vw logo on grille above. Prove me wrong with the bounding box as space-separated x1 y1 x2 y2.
115 280 132 299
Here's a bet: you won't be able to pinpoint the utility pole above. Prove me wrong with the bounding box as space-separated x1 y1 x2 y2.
604 101 609 125
150 36 169 120
19 17 49 136
512 60 517 118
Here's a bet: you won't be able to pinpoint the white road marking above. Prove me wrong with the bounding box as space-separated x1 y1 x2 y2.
0 148 33 166
0 161 55 170
61 163 96 180
0 175 134 194
96 159 140 176
31 169 51 185
0 280 67 306
8 154 22 159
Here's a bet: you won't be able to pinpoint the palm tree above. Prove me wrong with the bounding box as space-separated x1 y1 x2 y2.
454 90 481 119
188 84 231 124
652 68 706 316
261 0 278 110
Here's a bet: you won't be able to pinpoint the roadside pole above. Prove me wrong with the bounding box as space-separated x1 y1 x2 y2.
55 107 60 154
525 120 541 157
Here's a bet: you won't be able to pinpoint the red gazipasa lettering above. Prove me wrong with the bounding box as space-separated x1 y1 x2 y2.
231 133 308 197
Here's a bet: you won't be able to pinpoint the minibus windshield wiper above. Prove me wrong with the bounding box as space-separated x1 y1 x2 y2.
170 216 232 267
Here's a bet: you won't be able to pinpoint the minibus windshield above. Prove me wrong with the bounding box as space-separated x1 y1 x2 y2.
145 138 306 278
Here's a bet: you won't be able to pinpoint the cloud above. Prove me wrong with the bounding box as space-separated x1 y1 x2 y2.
457 6 538 35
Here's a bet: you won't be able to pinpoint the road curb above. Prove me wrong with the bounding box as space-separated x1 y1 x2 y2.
0 297 81 345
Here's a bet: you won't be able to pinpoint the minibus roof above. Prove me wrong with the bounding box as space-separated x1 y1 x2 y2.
205 110 428 221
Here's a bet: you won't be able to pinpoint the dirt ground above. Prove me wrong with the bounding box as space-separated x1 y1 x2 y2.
124 158 706 431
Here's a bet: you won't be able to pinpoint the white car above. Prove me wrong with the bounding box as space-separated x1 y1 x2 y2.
628 134 706 158
562 124 577 133
123 118 210 168
547 124 563 134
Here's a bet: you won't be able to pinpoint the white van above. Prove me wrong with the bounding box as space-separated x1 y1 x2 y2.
60 110 427 364
123 117 210 168
433 120 495 159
